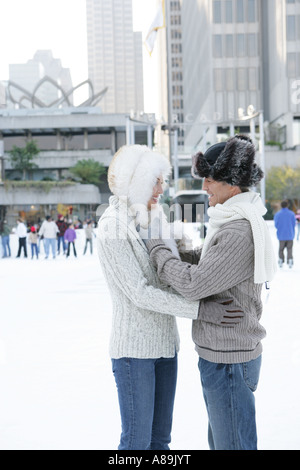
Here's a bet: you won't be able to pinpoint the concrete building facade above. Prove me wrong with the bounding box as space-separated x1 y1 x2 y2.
0 108 154 225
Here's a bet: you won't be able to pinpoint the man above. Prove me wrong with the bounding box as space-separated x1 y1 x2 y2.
143 135 277 450
274 200 296 268
39 216 59 259
16 219 28 258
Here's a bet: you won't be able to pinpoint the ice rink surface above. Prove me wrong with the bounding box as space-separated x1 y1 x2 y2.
0 222 299 450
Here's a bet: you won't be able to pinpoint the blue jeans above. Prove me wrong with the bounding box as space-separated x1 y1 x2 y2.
31 243 39 259
57 236 66 254
1 236 11 257
44 238 57 258
198 356 262 450
112 354 177 450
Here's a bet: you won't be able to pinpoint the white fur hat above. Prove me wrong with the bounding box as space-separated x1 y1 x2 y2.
108 145 171 207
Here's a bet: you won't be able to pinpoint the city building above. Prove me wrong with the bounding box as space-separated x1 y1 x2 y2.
0 108 155 225
86 0 144 114
156 0 185 155
8 50 73 108
179 0 300 152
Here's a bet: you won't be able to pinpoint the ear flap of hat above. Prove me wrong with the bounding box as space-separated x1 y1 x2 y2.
192 152 214 179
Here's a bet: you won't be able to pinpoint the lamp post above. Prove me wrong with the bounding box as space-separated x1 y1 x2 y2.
238 106 266 206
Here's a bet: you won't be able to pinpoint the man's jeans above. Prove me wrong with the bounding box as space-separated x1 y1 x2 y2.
279 240 293 262
44 238 57 258
57 235 66 254
199 356 262 450
112 354 177 450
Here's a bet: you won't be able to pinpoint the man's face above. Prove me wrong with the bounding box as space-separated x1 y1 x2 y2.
203 177 240 207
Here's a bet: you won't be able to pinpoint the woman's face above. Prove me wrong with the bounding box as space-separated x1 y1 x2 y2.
147 176 164 210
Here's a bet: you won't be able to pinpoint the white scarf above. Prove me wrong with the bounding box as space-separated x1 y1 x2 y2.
201 191 277 284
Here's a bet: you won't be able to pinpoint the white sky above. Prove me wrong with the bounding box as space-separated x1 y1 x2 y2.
0 0 159 111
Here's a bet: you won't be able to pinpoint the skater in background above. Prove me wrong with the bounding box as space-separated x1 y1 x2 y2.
28 226 39 259
274 200 296 268
97 145 237 450
64 223 77 258
83 220 95 255
0 219 11 258
39 216 59 260
56 215 68 255
16 219 28 258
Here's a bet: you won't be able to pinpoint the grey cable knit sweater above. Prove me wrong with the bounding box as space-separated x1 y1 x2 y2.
97 197 199 359
147 219 266 364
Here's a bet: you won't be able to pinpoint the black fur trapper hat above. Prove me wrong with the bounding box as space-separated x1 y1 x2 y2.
192 135 264 187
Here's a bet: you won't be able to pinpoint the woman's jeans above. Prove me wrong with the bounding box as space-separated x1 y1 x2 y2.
198 356 262 450
1 236 11 257
112 354 177 450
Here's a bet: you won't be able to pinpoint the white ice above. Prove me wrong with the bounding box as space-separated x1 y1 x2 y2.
0 222 299 450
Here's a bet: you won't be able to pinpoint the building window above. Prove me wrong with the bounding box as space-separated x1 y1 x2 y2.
248 0 256 22
171 43 182 53
226 69 235 91
172 57 182 68
248 68 257 90
171 29 182 39
213 35 223 58
225 0 233 23
214 69 223 91
237 68 247 90
213 0 222 23
287 16 296 41
171 15 181 25
248 33 257 56
236 0 244 23
236 34 246 57
225 34 234 57
170 1 181 11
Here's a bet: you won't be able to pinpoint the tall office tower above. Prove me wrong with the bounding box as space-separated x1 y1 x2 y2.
180 0 300 151
86 0 144 114
263 0 300 147
9 50 73 108
181 0 262 150
157 0 185 152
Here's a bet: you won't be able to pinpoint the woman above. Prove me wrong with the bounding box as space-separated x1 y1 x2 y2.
0 219 11 258
97 145 232 450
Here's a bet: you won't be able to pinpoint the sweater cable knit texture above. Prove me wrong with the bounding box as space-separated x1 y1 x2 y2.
97 196 199 359
147 219 267 364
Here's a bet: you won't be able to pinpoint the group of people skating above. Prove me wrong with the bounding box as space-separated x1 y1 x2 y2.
0 215 96 260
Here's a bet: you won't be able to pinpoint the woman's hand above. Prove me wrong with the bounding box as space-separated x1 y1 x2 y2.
199 298 244 327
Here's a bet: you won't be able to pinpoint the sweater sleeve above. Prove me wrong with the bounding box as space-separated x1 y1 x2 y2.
146 226 254 301
97 219 199 320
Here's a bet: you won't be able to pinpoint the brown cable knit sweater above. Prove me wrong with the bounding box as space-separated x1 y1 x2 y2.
146 219 266 364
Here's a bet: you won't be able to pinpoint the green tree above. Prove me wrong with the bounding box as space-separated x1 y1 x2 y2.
8 140 39 180
69 159 106 187
266 166 300 205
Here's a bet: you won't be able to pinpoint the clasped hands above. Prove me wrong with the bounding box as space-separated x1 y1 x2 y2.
136 217 244 327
